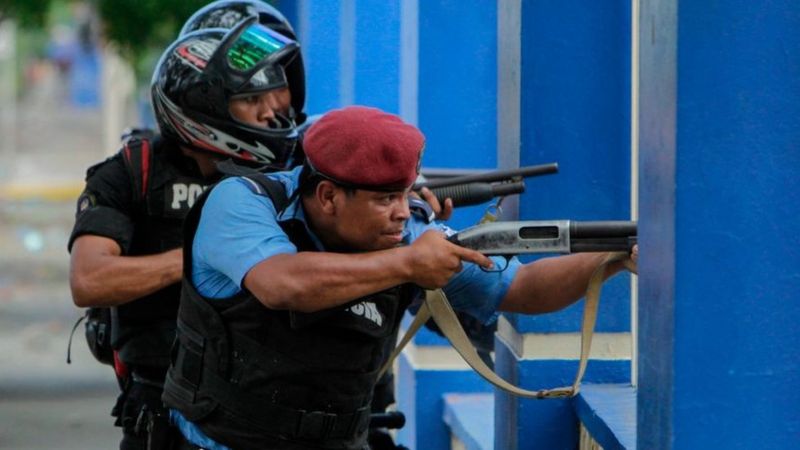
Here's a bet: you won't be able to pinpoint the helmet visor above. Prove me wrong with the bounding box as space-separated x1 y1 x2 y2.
226 23 296 72
222 23 298 93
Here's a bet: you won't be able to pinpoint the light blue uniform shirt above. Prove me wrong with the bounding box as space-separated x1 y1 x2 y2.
173 166 521 449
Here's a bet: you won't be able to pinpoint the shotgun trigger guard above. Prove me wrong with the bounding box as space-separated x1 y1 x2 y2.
479 254 510 273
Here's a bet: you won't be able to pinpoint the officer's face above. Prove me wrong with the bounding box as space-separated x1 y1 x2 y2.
229 87 292 129
333 188 411 252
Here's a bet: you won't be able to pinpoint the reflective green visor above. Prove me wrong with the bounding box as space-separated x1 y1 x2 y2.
226 23 297 72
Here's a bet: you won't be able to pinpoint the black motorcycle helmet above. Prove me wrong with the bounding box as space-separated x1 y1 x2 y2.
151 17 300 167
180 0 306 120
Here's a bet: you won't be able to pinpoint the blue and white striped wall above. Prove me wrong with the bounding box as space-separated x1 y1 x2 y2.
278 1 800 449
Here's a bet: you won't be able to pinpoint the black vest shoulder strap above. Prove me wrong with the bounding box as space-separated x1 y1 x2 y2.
239 174 290 213
120 134 155 206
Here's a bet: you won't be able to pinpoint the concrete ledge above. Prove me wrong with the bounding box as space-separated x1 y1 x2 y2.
442 393 494 450
573 383 636 450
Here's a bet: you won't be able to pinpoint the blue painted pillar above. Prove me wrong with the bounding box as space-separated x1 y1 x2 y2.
282 0 402 114
495 2 633 449
638 1 800 448
353 1 401 113
288 0 348 115
402 0 499 229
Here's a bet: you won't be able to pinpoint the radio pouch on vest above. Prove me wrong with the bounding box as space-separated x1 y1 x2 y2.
67 130 154 367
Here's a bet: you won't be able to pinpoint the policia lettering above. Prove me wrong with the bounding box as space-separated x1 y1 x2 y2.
168 182 207 213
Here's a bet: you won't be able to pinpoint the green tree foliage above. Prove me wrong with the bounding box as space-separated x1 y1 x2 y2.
97 0 210 61
3 0 278 83
2 0 212 77
97 0 212 81
0 0 54 27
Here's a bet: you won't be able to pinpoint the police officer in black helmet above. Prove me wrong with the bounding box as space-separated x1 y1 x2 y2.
68 15 302 450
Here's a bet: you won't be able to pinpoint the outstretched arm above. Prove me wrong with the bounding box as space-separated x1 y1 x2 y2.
499 246 637 314
244 230 493 312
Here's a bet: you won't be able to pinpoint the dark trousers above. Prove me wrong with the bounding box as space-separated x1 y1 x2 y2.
114 376 181 450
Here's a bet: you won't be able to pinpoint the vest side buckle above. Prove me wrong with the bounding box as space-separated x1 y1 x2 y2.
296 410 337 440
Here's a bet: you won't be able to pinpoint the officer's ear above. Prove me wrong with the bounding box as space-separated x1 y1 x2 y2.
315 180 339 215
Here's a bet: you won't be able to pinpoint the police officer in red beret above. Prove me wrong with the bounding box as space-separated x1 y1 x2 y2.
162 106 637 450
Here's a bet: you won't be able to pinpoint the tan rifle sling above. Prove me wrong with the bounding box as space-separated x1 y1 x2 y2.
379 252 635 398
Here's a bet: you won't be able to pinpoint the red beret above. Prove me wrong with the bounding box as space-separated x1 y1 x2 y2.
303 106 425 190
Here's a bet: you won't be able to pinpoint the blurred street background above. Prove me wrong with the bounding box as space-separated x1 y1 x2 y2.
0 1 208 448
0 86 119 449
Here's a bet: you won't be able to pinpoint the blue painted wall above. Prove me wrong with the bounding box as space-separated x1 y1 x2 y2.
639 0 800 448
495 2 633 448
276 0 299 34
494 356 631 450
415 0 498 229
396 356 489 450
494 338 631 450
415 0 496 170
290 0 344 116
514 0 632 335
353 1 401 113
520 1 631 220
279 0 402 114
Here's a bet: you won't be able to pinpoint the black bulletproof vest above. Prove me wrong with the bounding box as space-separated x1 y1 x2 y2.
112 137 214 369
163 176 413 450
